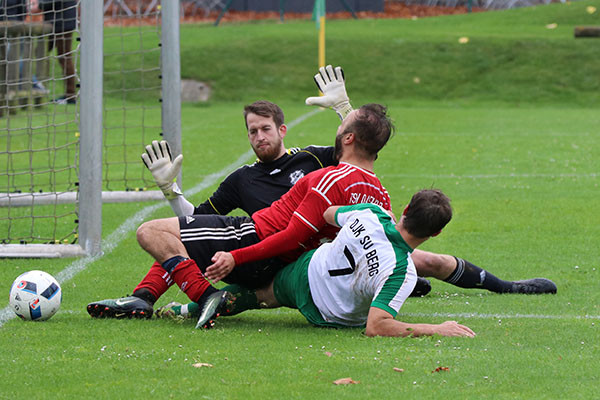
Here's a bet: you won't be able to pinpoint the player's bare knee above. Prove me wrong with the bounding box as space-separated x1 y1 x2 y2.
411 250 431 275
412 250 455 279
136 221 153 249
139 218 180 245
137 219 166 249
411 251 435 274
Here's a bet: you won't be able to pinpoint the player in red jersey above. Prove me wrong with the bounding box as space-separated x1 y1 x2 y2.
227 161 391 268
88 103 394 328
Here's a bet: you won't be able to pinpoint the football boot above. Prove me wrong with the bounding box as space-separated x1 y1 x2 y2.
87 296 153 319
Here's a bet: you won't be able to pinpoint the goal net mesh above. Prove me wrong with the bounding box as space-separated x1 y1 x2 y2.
1 0 164 250
0 1 80 246
103 0 161 191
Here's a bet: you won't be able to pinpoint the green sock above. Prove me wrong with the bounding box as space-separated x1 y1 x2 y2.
184 302 200 318
220 284 259 316
170 303 182 315
162 303 199 318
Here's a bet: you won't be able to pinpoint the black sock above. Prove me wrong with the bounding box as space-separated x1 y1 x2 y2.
444 257 513 293
132 288 157 306
195 285 220 306
161 255 188 274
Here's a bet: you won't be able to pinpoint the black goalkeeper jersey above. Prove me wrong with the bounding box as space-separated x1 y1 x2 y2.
194 145 337 216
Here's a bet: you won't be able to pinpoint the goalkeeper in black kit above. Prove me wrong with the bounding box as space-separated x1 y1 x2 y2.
87 65 556 321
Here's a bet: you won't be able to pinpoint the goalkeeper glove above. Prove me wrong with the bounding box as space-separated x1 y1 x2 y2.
141 140 183 200
305 65 354 120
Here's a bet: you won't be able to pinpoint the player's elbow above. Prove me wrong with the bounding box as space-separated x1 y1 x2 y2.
365 319 387 337
365 308 395 337
364 325 378 337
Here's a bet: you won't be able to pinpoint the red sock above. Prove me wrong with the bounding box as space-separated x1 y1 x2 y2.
170 259 214 302
133 261 174 301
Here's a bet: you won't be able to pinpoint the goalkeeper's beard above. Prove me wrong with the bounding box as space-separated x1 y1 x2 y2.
252 139 283 163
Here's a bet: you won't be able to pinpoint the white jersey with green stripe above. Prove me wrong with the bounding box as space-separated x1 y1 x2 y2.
307 203 418 327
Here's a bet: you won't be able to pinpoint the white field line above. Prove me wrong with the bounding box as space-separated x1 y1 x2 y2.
0 108 324 327
383 172 599 180
403 312 600 320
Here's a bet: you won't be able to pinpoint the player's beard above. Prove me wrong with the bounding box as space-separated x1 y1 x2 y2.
253 137 283 163
334 133 344 161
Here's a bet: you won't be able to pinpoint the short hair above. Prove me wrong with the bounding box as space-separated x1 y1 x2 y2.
243 100 285 129
403 189 452 238
341 103 394 160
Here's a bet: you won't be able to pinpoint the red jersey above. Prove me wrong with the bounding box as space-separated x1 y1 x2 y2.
231 162 391 265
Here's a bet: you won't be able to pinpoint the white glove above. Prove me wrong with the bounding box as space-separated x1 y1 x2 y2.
305 65 353 120
141 140 183 200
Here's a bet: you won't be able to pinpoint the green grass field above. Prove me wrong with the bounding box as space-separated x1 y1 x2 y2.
1 1 600 398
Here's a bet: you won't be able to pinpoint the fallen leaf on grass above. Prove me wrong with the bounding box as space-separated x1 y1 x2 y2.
333 377 359 385
393 367 405 373
192 363 214 368
432 367 450 373
546 23 557 29
586 6 596 14
325 351 333 357
458 36 469 44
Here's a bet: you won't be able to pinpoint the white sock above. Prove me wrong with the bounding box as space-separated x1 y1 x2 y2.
180 303 189 317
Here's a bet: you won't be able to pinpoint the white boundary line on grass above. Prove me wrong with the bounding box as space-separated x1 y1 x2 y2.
403 312 600 320
383 172 599 180
0 108 324 328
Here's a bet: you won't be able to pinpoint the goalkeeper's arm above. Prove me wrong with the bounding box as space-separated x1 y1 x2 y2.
141 140 194 216
305 65 354 120
167 193 194 217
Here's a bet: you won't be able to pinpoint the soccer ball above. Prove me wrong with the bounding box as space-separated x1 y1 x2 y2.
9 270 62 321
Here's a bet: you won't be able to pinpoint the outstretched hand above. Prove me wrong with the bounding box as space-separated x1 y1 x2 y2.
141 140 183 199
438 321 476 337
205 251 235 283
305 65 353 120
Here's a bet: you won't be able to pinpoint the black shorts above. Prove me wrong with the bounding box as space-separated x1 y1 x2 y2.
179 214 285 289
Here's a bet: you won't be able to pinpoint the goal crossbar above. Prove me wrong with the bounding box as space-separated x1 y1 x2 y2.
0 244 87 258
0 191 165 207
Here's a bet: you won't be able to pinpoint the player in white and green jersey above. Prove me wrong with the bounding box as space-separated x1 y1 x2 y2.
319 203 416 325
283 202 418 328
225 189 475 338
